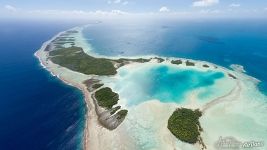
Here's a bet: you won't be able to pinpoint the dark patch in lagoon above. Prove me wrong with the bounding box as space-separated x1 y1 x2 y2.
197 36 224 44
161 25 170 29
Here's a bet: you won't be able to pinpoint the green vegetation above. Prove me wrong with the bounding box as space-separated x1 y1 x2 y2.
167 108 202 144
154 57 165 63
44 45 52 51
110 106 121 115
56 38 75 42
49 46 117 75
49 45 155 75
203 64 209 68
185 60 195 66
66 30 79 34
116 109 128 120
52 42 75 45
59 33 71 36
54 45 64 49
95 87 119 109
171 60 183 65
228 73 237 79
92 83 104 89
94 86 128 125
115 58 150 63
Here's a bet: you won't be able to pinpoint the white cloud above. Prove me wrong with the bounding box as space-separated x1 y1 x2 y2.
159 6 170 12
229 3 240 8
193 0 219 7
108 0 128 5
4 5 17 12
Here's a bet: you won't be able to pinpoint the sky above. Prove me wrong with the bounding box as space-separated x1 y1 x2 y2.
1 0 267 20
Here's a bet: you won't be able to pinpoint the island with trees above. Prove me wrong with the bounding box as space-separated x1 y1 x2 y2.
168 108 206 149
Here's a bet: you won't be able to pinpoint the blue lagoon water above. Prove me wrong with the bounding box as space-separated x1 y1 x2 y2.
0 20 86 150
113 64 224 106
82 19 267 95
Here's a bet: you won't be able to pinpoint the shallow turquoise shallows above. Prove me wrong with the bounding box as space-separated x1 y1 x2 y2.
114 65 224 106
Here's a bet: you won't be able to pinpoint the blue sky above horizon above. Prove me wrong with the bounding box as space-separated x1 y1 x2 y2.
1 0 267 19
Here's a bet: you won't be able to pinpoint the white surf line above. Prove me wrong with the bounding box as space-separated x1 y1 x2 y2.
201 80 241 113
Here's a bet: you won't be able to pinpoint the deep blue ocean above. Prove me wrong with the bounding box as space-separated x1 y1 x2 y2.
0 20 87 150
83 19 267 95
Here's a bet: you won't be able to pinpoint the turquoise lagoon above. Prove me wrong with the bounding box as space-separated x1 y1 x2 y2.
108 64 227 106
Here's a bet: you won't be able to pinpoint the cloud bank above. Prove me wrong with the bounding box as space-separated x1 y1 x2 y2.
193 0 219 7
108 0 128 5
2 3 267 20
159 6 170 12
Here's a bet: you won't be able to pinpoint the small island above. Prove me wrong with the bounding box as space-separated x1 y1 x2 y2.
168 108 206 149
84 80 128 130
203 64 209 68
171 59 183 65
185 60 195 66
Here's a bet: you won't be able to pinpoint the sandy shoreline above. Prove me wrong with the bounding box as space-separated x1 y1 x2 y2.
34 29 135 150
34 34 96 150
35 26 267 150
